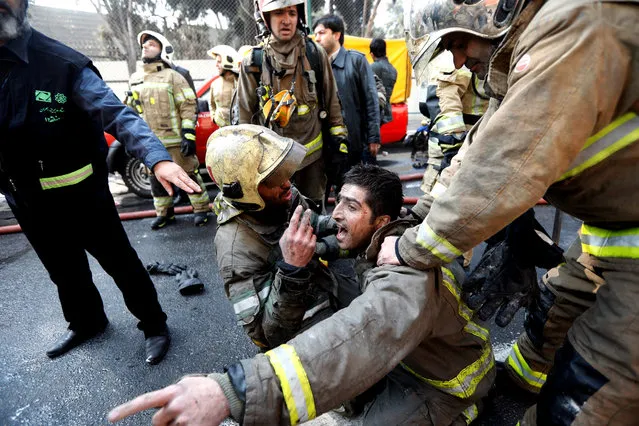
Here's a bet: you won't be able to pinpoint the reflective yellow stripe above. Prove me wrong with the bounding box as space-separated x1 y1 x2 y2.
559 112 639 181
416 222 462 263
339 143 348 154
182 87 196 100
266 344 316 424
175 93 185 103
329 126 347 137
297 104 310 115
304 132 323 156
580 224 639 259
153 196 173 208
440 267 474 322
400 344 494 399
506 342 547 390
182 119 195 129
433 113 465 134
462 403 479 424
39 164 93 190
430 181 447 199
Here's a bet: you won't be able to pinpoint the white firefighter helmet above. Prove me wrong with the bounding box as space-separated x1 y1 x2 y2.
138 30 174 65
205 124 307 211
258 0 306 32
404 0 525 84
207 45 240 74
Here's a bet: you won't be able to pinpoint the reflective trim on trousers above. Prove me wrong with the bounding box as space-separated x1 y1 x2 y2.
506 342 547 390
153 196 173 209
40 164 93 190
559 112 639 181
580 224 639 259
416 222 462 263
266 344 316 424
329 125 347 137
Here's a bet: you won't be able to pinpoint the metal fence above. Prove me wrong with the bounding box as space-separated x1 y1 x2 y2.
28 0 404 93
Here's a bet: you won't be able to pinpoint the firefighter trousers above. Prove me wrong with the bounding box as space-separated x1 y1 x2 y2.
8 177 168 336
151 146 210 217
506 238 639 424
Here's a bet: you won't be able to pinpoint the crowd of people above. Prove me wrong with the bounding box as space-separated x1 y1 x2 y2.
1 0 638 425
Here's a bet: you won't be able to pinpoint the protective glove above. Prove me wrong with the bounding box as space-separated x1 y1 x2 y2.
175 268 205 295
180 128 196 157
313 215 338 238
462 209 565 327
146 261 188 275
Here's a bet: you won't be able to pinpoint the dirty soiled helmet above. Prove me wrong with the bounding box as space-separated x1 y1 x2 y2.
205 124 307 211
257 0 306 32
404 0 524 83
207 45 240 74
138 30 174 65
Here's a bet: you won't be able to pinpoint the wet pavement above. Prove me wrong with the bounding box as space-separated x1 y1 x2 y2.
0 143 581 425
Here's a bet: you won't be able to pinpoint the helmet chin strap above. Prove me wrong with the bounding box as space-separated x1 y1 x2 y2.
142 54 163 64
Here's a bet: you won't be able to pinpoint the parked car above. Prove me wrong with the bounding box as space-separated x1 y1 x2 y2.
107 72 408 198
105 76 219 198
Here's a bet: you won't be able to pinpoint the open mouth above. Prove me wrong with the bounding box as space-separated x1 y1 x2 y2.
336 224 348 242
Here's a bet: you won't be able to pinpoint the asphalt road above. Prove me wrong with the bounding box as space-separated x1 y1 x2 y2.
0 143 581 425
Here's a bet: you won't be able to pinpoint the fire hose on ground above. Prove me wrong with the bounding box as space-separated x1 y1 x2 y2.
0 173 550 235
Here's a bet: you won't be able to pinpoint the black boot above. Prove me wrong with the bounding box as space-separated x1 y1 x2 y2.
151 208 176 230
193 212 209 227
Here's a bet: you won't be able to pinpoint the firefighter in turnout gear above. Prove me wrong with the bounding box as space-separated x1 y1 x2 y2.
109 164 496 426
207 44 240 127
374 0 639 424
206 124 337 349
419 50 489 195
234 0 348 208
129 30 210 229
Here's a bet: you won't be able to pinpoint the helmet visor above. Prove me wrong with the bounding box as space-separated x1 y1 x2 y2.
262 140 306 188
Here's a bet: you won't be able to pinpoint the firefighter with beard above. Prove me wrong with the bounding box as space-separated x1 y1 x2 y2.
376 0 639 424
129 30 211 229
234 0 348 209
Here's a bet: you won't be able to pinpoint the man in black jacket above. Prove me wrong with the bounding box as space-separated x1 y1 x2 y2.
313 14 380 179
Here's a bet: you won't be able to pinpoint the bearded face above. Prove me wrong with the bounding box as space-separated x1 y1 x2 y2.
0 0 28 42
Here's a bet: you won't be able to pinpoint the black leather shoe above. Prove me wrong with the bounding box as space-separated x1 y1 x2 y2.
145 333 170 365
46 321 108 359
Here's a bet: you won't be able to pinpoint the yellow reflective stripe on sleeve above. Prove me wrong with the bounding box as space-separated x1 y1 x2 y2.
432 113 465 134
416 222 462 263
297 104 310 115
182 87 196 100
400 344 494 399
40 164 93 190
580 224 639 259
329 126 347 137
175 93 185 103
304 132 323 156
430 181 447 199
266 344 316 424
506 342 547 390
462 404 479 424
184 133 196 141
559 112 639 181
182 119 195 129
339 143 348 154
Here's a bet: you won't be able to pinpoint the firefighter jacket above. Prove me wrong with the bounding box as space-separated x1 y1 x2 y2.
235 31 347 170
0 28 171 202
219 220 495 425
399 0 639 270
213 187 337 349
128 61 197 148
210 71 237 127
